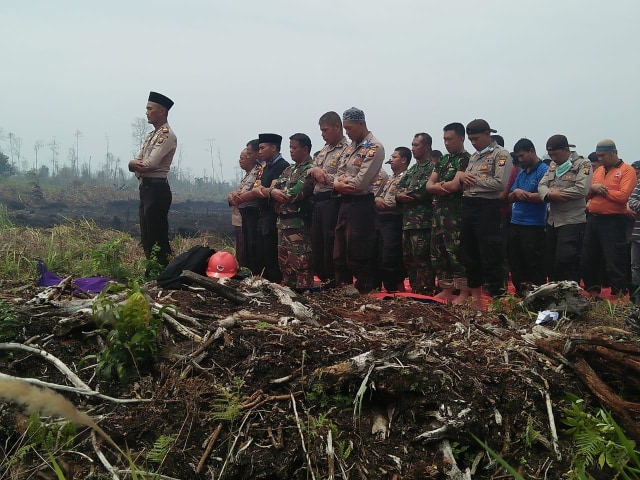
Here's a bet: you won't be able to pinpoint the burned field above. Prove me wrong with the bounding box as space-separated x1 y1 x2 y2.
1 275 639 479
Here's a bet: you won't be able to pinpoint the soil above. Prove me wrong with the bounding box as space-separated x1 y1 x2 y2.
1 276 638 480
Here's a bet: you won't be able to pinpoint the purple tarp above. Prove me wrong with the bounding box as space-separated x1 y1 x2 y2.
37 261 116 293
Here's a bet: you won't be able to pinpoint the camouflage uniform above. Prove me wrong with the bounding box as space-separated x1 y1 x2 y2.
396 160 435 294
431 151 470 287
274 157 315 289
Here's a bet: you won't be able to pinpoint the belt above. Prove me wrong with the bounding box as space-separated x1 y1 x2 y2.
313 191 334 201
140 177 168 185
341 193 374 203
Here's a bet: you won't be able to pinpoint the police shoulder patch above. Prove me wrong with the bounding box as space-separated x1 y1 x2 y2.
582 165 591 175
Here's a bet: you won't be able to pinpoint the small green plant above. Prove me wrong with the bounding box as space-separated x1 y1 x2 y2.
146 433 177 464
82 282 163 383
562 393 640 478
336 439 353 460
211 378 245 424
472 433 526 480
522 415 541 449
0 299 20 341
144 244 164 279
91 235 134 279
489 293 521 315
7 412 77 470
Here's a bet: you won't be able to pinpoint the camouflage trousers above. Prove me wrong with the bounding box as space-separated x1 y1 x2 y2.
431 202 465 284
402 228 434 294
278 226 314 289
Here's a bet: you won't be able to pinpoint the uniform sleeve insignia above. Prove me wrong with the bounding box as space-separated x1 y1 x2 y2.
498 158 506 166
363 140 374 148
162 127 169 133
156 134 167 145
366 145 378 158
582 165 591 175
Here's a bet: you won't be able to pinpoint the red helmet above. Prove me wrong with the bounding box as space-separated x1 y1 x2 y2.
205 251 238 278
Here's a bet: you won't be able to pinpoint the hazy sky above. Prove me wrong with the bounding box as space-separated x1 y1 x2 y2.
3 0 639 183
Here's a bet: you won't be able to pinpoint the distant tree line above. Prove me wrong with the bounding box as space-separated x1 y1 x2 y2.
0 122 239 200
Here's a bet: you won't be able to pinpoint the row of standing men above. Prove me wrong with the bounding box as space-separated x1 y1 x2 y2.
228 108 639 309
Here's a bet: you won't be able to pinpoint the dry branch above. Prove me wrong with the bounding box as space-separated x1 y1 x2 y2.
0 342 91 391
180 270 249 304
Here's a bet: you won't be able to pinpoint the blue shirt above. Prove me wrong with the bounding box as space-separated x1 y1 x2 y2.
510 161 549 226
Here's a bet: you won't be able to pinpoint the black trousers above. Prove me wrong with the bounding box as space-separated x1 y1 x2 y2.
240 207 260 273
581 214 630 294
139 183 172 266
310 196 340 283
257 210 282 283
508 223 546 295
461 197 505 296
377 214 405 291
545 222 585 283
333 194 376 293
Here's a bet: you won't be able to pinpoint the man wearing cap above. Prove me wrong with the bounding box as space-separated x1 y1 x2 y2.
128 91 176 268
251 134 289 282
426 122 471 304
395 133 437 295
309 112 350 289
333 107 385 294
538 134 592 283
581 139 636 296
507 138 548 297
457 119 512 307
375 147 410 292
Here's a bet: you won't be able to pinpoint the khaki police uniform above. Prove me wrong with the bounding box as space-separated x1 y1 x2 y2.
135 123 177 266
461 142 512 296
537 152 592 282
376 171 406 291
333 132 385 292
310 138 349 285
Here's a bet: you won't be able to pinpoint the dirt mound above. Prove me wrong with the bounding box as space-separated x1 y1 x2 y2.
0 277 638 479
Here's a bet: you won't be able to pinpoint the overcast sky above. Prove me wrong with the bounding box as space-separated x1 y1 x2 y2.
3 0 639 183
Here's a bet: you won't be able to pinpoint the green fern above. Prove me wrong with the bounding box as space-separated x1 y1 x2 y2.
146 434 177 463
562 394 640 478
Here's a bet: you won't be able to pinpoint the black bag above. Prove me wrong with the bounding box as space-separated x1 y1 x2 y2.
156 246 215 289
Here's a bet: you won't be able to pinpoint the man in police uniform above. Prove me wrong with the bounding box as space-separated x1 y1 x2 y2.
128 91 177 267
538 134 592 283
309 112 350 288
457 119 512 308
333 107 385 294
375 147 410 292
